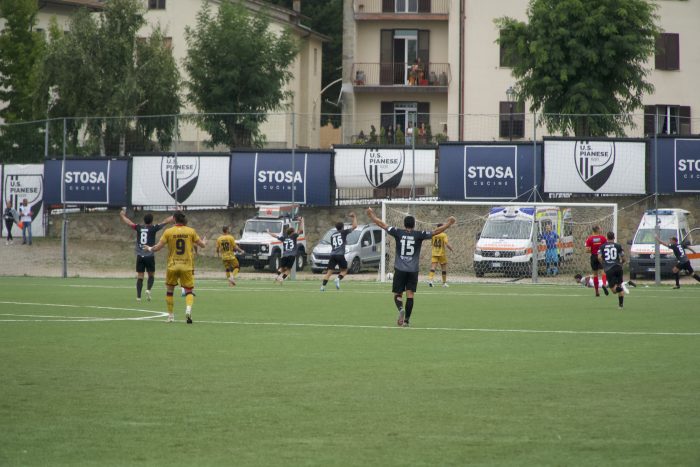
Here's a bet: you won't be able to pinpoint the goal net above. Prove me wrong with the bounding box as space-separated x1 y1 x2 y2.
379 200 618 284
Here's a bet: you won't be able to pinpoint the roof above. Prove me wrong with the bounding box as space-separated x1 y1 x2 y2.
39 0 106 11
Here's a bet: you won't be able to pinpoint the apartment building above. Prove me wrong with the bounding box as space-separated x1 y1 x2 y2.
342 0 700 143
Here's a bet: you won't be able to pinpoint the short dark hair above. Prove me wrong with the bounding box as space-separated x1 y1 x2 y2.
404 216 415 229
174 211 187 224
286 227 295 236
335 222 344 231
592 225 601 233
670 236 678 243
223 226 229 233
607 231 615 240
574 274 582 280
143 213 153 224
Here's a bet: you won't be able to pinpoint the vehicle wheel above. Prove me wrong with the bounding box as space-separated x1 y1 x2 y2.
349 257 361 274
268 252 281 271
629 271 637 280
253 261 265 271
295 253 306 271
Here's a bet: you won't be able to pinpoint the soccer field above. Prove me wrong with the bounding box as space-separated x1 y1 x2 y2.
1 276 699 466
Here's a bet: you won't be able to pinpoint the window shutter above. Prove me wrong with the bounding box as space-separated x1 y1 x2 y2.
418 0 431 13
679 106 691 135
380 30 393 85
644 105 655 135
499 102 510 138
382 0 395 13
667 33 680 70
381 102 394 132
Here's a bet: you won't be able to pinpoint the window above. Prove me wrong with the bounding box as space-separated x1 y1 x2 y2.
361 231 372 246
655 33 679 70
499 101 525 139
148 0 166 9
372 229 382 245
644 105 691 135
499 31 519 68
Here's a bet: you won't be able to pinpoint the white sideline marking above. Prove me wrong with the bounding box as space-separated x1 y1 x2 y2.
0 301 168 322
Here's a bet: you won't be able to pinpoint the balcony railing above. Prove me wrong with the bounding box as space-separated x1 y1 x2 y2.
354 0 450 16
352 62 451 88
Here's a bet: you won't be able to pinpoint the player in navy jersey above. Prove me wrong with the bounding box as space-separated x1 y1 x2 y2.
598 232 626 310
120 210 173 301
656 235 700 289
266 217 304 284
366 207 455 327
320 212 357 291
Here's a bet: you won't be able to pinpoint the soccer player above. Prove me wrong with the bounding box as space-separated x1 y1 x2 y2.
656 235 700 289
120 209 173 302
320 212 358 291
216 226 244 286
145 211 207 323
427 224 453 287
366 207 456 327
585 225 609 297
266 217 304 283
574 273 636 293
540 223 559 276
598 232 626 310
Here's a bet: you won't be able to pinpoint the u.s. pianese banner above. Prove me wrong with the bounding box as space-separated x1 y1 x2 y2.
2 164 45 237
544 139 646 194
131 154 230 206
333 147 436 189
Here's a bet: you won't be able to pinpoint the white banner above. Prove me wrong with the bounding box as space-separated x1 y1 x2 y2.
334 147 436 189
2 164 45 237
544 140 646 194
131 155 230 206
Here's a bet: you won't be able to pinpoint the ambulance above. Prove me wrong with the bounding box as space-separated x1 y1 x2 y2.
473 206 573 277
628 209 699 279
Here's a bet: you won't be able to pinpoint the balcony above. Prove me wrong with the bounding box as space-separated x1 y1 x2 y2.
351 62 451 93
354 0 449 21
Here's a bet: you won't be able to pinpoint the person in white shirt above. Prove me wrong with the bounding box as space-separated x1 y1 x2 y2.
18 198 33 245
406 121 414 146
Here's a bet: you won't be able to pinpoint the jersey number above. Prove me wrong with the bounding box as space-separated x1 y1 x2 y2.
139 230 148 246
221 242 230 252
175 238 186 255
400 237 415 256
331 235 344 249
603 246 618 262
284 239 295 252
433 238 442 248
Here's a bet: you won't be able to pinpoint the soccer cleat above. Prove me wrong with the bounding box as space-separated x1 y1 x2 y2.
335 277 341 290
618 305 624 310
166 313 174 323
428 281 433 287
397 308 405 326
672 286 680 289
442 283 449 288
402 321 410 327
622 283 630 294
145 290 152 301
602 287 609 296
136 297 141 302
228 277 236 287
320 286 325 292
628 280 637 288
186 316 193 324
595 293 600 297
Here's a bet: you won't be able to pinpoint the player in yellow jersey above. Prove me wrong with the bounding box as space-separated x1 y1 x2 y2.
427 225 453 287
216 226 244 286
146 211 207 324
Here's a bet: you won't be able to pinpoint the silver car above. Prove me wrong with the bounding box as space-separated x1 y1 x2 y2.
311 224 384 274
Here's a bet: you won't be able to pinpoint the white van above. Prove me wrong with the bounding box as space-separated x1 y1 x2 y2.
629 209 699 279
474 206 573 276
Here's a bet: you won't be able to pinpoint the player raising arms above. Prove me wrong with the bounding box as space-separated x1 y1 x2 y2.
320 212 358 291
427 224 453 288
585 225 609 297
145 211 206 323
119 209 173 302
266 217 304 283
217 226 244 286
366 207 455 327
656 234 700 289
598 232 626 310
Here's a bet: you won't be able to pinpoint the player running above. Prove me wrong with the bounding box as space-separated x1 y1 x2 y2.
574 273 636 294
656 234 700 289
266 217 304 283
585 225 609 297
119 209 173 302
598 232 626 310
427 225 453 287
216 226 244 286
145 211 206 323
320 212 358 291
366 207 455 327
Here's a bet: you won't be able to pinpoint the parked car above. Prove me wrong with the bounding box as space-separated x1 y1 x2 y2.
311 224 383 274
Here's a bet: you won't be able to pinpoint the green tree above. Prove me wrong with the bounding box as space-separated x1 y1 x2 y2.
496 0 659 137
184 1 298 148
0 0 45 162
40 0 180 156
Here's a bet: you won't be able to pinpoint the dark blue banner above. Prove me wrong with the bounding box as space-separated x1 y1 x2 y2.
438 143 541 200
44 159 128 205
651 137 700 193
230 151 332 206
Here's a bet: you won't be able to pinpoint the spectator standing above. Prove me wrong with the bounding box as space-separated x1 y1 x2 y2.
18 198 32 245
3 200 18 245
406 122 414 146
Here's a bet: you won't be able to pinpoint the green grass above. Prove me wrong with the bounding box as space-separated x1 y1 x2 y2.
1 276 699 466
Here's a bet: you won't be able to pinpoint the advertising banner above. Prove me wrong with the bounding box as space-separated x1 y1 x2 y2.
333 147 435 189
2 164 45 237
43 159 128 205
674 139 700 193
230 151 332 206
438 143 540 200
131 154 230 206
544 139 646 194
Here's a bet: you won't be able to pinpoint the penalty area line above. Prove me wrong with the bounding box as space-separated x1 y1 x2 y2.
0 301 168 321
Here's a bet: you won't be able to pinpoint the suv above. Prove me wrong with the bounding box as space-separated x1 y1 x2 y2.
236 205 307 271
311 224 383 274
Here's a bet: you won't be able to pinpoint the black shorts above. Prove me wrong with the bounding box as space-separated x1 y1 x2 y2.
327 254 348 271
605 266 623 288
677 261 694 273
392 269 419 294
590 255 602 271
136 255 156 273
281 256 295 269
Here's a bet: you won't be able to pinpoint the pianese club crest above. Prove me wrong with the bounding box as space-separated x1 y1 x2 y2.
574 141 615 191
363 148 405 189
161 156 200 202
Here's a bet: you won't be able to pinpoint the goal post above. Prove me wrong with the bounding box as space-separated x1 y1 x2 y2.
379 200 618 284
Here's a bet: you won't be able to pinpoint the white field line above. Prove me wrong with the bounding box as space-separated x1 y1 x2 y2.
0 301 167 322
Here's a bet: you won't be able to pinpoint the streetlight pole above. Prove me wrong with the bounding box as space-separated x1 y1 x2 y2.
506 86 516 142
